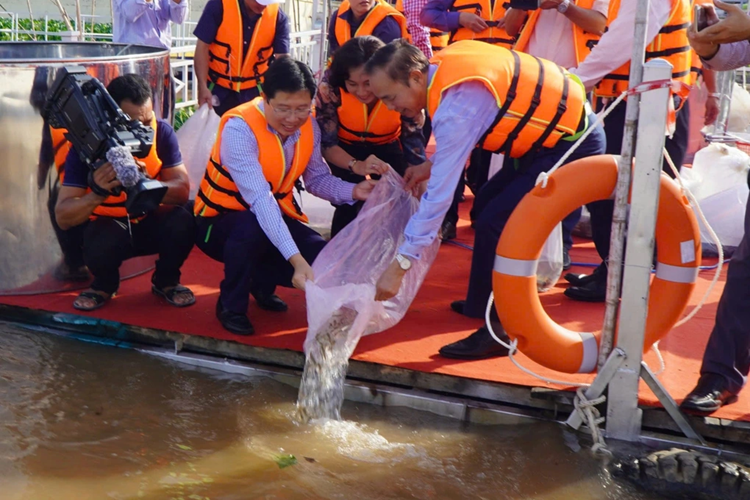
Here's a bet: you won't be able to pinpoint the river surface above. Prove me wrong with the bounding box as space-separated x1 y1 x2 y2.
0 321 664 500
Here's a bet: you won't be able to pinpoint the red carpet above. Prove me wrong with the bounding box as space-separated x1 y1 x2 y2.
0 203 742 422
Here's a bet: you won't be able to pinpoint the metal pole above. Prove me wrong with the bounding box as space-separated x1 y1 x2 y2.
714 70 735 135
605 59 672 441
314 0 328 82
597 0 652 370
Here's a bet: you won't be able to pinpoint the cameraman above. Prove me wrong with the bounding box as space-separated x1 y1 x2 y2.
679 0 750 414
55 74 196 312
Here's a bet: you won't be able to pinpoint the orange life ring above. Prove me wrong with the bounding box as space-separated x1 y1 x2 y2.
492 154 701 374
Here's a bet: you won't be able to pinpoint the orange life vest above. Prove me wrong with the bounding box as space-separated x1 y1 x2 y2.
51 126 71 181
194 97 312 222
337 91 401 145
448 0 514 48
92 117 163 219
595 0 692 98
334 0 411 48
513 0 604 66
689 0 713 85
427 41 586 158
430 29 449 51
208 0 279 92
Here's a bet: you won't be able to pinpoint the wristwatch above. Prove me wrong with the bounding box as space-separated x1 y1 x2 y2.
347 158 358 172
557 0 571 13
395 254 412 272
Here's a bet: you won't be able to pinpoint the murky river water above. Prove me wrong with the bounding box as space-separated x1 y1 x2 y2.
0 321 664 500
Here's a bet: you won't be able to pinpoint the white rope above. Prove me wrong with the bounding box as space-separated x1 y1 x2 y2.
535 92 629 189
573 387 611 456
662 148 724 328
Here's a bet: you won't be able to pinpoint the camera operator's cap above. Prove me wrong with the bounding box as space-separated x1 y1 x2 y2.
256 0 285 5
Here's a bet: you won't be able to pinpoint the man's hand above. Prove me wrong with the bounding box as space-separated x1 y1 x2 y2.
92 162 122 196
540 0 563 9
691 1 750 47
459 12 488 33
197 84 214 109
404 160 432 192
353 179 377 201
290 254 314 290
705 94 721 126
375 260 406 301
353 155 390 176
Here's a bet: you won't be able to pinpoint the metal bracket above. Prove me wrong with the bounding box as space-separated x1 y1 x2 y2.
566 348 626 430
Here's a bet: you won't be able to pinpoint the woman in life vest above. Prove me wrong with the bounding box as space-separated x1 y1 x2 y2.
316 36 427 236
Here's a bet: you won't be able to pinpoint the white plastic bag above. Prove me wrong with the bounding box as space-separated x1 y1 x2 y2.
537 222 563 292
175 104 221 199
303 168 440 360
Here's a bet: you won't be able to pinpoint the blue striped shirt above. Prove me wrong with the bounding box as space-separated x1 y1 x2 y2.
220 102 356 260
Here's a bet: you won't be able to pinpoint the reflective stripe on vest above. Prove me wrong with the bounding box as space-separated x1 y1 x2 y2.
513 0 602 65
427 41 586 158
194 97 312 222
337 91 401 145
595 0 692 98
208 0 279 92
92 117 162 219
448 0 514 48
334 0 411 47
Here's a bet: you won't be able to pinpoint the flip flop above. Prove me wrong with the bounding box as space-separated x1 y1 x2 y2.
152 284 196 308
73 290 112 311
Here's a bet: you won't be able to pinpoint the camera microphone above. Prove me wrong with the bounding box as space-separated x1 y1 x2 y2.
106 145 140 188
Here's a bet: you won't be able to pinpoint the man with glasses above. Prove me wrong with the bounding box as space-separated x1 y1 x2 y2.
194 57 376 335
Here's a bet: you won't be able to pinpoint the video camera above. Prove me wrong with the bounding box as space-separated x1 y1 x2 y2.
43 66 167 216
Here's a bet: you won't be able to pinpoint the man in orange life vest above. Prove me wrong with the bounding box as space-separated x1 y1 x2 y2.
194 0 291 117
367 40 606 359
328 0 410 57
194 58 377 336
55 74 196 312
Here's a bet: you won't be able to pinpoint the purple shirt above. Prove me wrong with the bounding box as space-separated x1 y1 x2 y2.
194 0 291 103
703 41 750 71
327 6 404 55
62 119 182 188
420 0 461 33
113 0 189 50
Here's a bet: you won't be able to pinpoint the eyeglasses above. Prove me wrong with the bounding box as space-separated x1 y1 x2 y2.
268 103 312 119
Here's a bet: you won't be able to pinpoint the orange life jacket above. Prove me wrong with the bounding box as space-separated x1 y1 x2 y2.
337 91 401 145
208 0 279 92
448 0 514 48
689 0 713 85
334 0 411 48
194 97 312 222
427 41 586 158
595 0 692 98
51 126 71 181
392 0 447 51
513 0 603 66
92 117 163 219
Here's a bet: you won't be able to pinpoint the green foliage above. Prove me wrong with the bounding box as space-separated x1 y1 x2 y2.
274 453 297 469
0 17 112 42
173 106 196 132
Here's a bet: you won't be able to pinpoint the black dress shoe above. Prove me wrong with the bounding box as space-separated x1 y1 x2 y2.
680 373 738 414
438 326 510 360
450 300 467 315
216 298 254 335
440 220 457 241
564 263 604 286
563 248 572 271
564 277 606 302
252 290 288 312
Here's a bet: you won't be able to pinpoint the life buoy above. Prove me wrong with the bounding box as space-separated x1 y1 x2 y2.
492 154 701 374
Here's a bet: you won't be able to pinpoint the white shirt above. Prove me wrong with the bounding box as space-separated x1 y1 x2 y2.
526 0 610 70
570 0 673 90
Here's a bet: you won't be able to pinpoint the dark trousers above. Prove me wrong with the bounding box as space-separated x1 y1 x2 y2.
462 114 607 318
48 181 85 269
195 211 327 314
701 197 750 395
588 98 691 263
214 86 260 117
330 140 408 237
444 148 492 226
83 205 196 295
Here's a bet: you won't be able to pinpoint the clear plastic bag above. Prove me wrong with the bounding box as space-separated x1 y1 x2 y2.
303 168 440 359
175 104 221 199
537 222 563 292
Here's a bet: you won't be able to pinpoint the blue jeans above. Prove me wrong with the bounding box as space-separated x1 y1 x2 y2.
463 114 607 318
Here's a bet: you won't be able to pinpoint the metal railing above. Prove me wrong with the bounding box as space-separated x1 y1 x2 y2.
1 12 326 110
